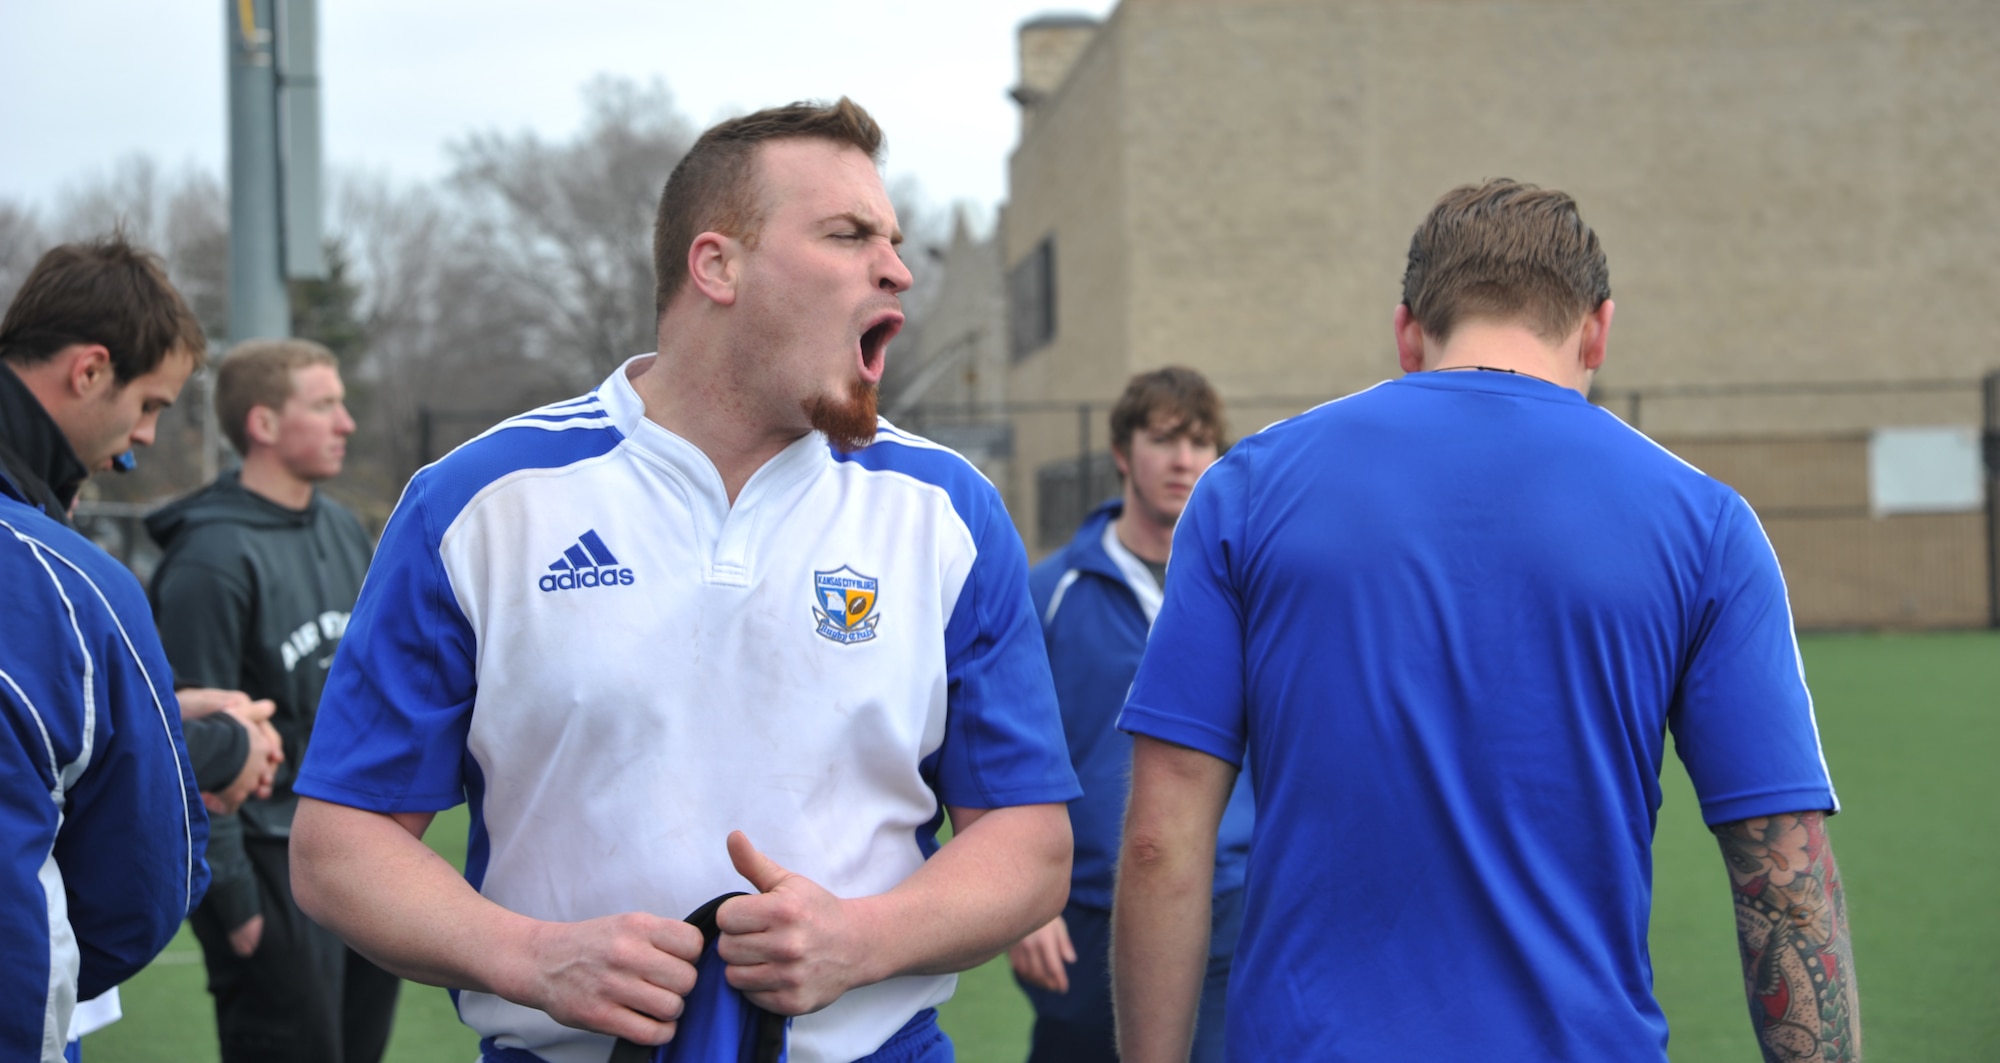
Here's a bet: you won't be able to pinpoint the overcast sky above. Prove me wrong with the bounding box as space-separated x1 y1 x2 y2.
0 1 1116 230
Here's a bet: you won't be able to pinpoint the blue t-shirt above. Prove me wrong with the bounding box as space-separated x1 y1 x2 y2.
1120 370 1836 1061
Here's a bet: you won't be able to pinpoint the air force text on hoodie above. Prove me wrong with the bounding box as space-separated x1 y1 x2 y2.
145 469 373 932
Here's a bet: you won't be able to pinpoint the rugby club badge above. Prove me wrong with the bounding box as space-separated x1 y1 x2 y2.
813 566 881 644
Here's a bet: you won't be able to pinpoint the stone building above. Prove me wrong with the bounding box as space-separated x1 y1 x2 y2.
987 0 2000 628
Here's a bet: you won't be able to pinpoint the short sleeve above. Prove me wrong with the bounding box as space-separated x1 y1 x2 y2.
931 493 1081 809
1670 493 1837 825
1117 455 1250 765
293 475 478 811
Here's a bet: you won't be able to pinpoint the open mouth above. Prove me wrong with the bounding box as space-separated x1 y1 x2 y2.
858 312 904 383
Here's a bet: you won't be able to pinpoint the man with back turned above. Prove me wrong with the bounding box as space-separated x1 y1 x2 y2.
1112 179 1859 1061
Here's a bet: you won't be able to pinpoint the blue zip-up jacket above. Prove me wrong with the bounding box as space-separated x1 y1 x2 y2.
1029 500 1253 909
0 485 209 1061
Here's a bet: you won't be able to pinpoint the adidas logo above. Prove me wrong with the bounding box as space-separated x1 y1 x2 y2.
538 530 637 593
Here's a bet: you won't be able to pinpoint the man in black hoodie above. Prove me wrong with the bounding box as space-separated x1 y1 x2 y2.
146 338 397 1063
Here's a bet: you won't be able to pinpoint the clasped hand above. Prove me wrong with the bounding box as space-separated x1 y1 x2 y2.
176 687 283 814
716 830 869 1016
523 830 865 1044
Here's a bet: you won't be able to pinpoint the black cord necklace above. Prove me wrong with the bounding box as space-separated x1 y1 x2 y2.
1433 364 1557 386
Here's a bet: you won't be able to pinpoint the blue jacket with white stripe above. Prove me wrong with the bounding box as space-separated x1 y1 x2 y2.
1028 500 1252 909
0 484 209 1061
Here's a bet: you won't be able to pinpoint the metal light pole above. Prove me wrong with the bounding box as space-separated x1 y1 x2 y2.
226 0 290 343
226 0 326 339
220 0 325 473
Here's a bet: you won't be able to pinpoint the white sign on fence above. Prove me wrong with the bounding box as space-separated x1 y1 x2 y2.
1869 426 1984 515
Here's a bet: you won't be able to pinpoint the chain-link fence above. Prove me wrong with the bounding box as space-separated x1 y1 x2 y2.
1597 377 1992 630
903 372 2000 631
71 374 1998 632
1988 372 2000 628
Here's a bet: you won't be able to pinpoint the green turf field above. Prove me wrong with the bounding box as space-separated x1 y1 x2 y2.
81 631 1997 1061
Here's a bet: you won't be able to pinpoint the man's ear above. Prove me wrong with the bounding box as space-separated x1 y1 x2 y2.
245 405 281 449
1111 444 1131 482
1393 305 1428 374
686 232 740 307
64 344 116 400
1579 298 1614 372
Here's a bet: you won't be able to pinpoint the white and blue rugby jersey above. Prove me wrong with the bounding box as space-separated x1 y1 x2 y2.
1121 370 1836 1061
296 358 1078 1063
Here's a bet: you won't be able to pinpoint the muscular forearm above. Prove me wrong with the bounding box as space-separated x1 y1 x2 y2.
856 802 1072 981
1112 831 1213 1062
291 797 535 994
1713 811 1861 1063
293 797 702 1043
1112 735 1233 1063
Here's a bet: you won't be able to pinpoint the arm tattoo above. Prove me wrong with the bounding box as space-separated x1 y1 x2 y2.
1712 811 1861 1062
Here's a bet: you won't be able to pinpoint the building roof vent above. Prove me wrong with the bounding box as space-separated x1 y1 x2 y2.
1011 14 1101 114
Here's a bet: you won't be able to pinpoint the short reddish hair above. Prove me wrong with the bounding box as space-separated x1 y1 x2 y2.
652 97 885 316
213 338 338 455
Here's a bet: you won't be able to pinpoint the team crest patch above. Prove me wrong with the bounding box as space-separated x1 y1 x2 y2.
813 566 881 645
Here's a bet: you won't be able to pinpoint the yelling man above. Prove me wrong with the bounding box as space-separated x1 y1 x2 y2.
289 98 1078 1063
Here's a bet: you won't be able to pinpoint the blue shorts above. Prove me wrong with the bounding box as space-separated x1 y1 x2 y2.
482 1006 949 1063
859 1008 950 1063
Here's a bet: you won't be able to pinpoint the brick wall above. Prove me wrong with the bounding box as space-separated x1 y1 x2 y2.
1000 0 2000 626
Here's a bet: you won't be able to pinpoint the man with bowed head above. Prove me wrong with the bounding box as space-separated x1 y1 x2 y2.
291 98 1079 1063
0 236 278 823
1113 179 1858 1061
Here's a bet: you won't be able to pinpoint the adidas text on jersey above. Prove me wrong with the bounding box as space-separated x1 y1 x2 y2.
538 529 637 593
